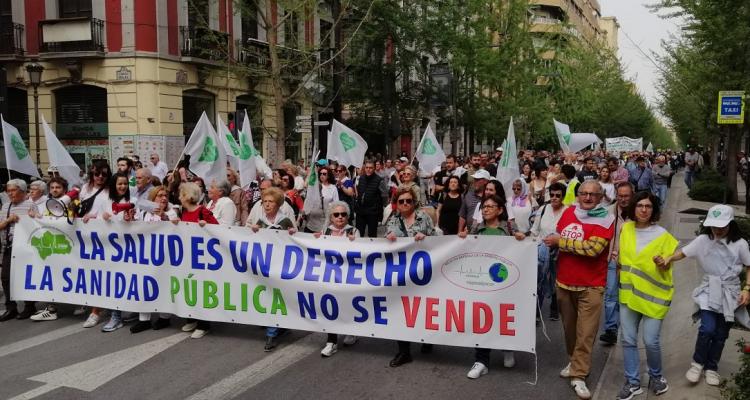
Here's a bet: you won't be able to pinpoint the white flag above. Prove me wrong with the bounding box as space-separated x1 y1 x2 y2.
303 148 321 213
567 133 602 153
415 125 445 174
553 119 572 153
496 117 519 197
1 115 39 177
646 142 654 153
238 111 261 187
42 116 83 187
217 114 240 171
181 112 227 186
327 119 368 168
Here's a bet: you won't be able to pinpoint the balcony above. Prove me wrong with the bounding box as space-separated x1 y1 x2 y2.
39 18 104 59
180 26 230 65
0 23 24 61
237 38 315 82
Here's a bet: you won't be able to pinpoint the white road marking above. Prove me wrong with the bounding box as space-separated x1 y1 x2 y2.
185 333 323 400
9 332 189 399
0 323 85 359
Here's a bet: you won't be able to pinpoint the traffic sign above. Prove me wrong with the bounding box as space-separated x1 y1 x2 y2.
717 91 745 124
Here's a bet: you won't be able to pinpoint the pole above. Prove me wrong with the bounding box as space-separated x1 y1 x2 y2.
33 84 40 167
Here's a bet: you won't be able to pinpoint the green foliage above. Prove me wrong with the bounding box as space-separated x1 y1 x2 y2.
719 339 750 400
688 169 729 202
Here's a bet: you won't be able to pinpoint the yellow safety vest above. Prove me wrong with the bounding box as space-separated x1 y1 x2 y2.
563 178 579 206
618 221 679 319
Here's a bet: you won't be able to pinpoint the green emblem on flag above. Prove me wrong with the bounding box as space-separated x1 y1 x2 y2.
226 133 241 157
307 170 317 186
500 140 511 167
562 131 571 145
340 132 356 151
198 136 219 162
421 138 437 155
238 132 259 160
10 133 28 159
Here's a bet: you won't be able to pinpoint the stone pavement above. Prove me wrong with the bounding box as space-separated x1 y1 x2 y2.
593 172 750 400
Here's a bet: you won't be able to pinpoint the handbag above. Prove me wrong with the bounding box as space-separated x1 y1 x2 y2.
75 187 105 217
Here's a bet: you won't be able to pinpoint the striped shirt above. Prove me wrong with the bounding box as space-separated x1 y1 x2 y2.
1 199 33 248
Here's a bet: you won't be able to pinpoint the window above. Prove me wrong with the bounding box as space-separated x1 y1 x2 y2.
59 0 92 18
284 11 299 49
182 89 215 138
3 88 29 139
54 85 108 139
241 0 258 42
188 0 209 27
283 102 302 161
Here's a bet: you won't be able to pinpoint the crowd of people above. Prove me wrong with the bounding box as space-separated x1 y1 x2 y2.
0 146 747 400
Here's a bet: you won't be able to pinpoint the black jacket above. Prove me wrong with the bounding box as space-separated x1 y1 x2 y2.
355 173 388 215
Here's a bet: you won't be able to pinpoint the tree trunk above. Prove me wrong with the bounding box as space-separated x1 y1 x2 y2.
267 1 285 163
726 125 741 204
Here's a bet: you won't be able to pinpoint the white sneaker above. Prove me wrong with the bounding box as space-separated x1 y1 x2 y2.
73 306 87 316
467 362 488 379
503 351 516 368
191 329 208 339
181 322 198 332
321 342 337 357
82 313 100 328
685 362 703 383
571 379 591 399
560 362 571 378
30 309 57 321
342 335 358 346
704 370 720 386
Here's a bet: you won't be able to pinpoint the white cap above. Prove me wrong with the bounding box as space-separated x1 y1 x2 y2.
398 156 409 163
471 169 491 180
495 147 503 151
704 204 734 228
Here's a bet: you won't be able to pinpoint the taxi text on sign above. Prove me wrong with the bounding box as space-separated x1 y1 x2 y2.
717 91 745 125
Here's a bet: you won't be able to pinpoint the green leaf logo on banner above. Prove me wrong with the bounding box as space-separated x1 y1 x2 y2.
226 133 241 157
30 231 72 260
340 132 356 151
421 138 437 155
11 133 28 159
198 136 219 162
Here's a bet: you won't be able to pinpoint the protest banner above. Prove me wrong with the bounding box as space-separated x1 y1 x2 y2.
605 136 643 153
11 218 537 353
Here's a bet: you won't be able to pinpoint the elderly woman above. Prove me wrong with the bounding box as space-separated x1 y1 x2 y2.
313 201 358 357
386 184 436 367
247 186 296 352
177 182 219 339
302 166 339 233
28 180 48 217
130 186 177 333
393 166 423 208
0 179 34 322
207 179 237 225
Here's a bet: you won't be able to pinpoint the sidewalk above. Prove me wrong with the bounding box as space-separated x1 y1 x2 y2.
593 172 750 400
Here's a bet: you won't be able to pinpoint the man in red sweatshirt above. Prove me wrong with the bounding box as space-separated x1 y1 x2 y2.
544 180 615 399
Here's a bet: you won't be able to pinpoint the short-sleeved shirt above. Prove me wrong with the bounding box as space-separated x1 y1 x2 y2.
683 235 750 279
0 199 33 248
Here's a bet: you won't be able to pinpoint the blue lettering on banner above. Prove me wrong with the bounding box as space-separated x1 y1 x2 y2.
352 296 368 322
24 265 36 289
168 235 183 266
373 296 388 324
322 250 344 283
206 238 222 270
191 236 205 270
281 245 304 279
62 267 72 292
40 266 53 291
304 248 322 282
320 293 339 320
345 252 363 284
109 233 123 261
123 234 137 264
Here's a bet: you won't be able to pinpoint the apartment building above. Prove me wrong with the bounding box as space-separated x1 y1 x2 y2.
0 0 329 170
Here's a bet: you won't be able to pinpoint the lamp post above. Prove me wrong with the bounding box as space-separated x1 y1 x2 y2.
26 62 44 166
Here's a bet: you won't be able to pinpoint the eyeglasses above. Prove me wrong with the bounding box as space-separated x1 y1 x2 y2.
482 204 499 209
579 192 602 197
398 198 414 205
549 193 563 198
332 212 348 218
319 173 328 176
94 171 107 177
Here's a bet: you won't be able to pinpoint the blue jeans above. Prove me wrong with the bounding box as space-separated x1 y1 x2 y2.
603 260 619 332
621 305 664 385
266 327 279 338
653 184 668 207
685 169 695 189
693 310 732 371
537 244 558 311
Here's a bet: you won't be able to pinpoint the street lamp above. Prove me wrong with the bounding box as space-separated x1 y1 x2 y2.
26 62 44 167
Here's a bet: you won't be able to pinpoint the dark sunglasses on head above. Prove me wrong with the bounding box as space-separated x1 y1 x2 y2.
398 198 414 205
332 212 348 218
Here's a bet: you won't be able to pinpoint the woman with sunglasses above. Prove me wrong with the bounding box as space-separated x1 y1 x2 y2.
314 201 359 357
393 166 423 209
460 194 524 378
386 185 436 367
302 166 339 233
335 166 355 222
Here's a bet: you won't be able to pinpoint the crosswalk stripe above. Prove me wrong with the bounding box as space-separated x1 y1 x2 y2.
185 333 322 400
0 323 85 359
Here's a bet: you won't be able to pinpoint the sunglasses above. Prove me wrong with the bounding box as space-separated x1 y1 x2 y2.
94 171 108 177
398 198 414 205
332 212 348 218
319 173 328 176
549 193 563 198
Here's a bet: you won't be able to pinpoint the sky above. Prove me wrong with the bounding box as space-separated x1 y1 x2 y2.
598 0 683 113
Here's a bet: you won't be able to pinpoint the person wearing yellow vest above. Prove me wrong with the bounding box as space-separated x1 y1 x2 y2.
615 192 678 400
655 204 750 387
561 164 579 206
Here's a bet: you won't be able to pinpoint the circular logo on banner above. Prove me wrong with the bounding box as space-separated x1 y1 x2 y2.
441 252 520 292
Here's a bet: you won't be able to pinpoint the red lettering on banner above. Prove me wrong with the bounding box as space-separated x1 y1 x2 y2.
499 304 516 336
425 297 439 330
401 296 421 328
446 299 465 332
472 302 493 333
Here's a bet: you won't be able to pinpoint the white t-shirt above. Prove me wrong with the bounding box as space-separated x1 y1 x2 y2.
683 235 750 277
79 184 110 218
635 225 667 253
207 196 237 226
246 201 296 228
530 204 567 238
